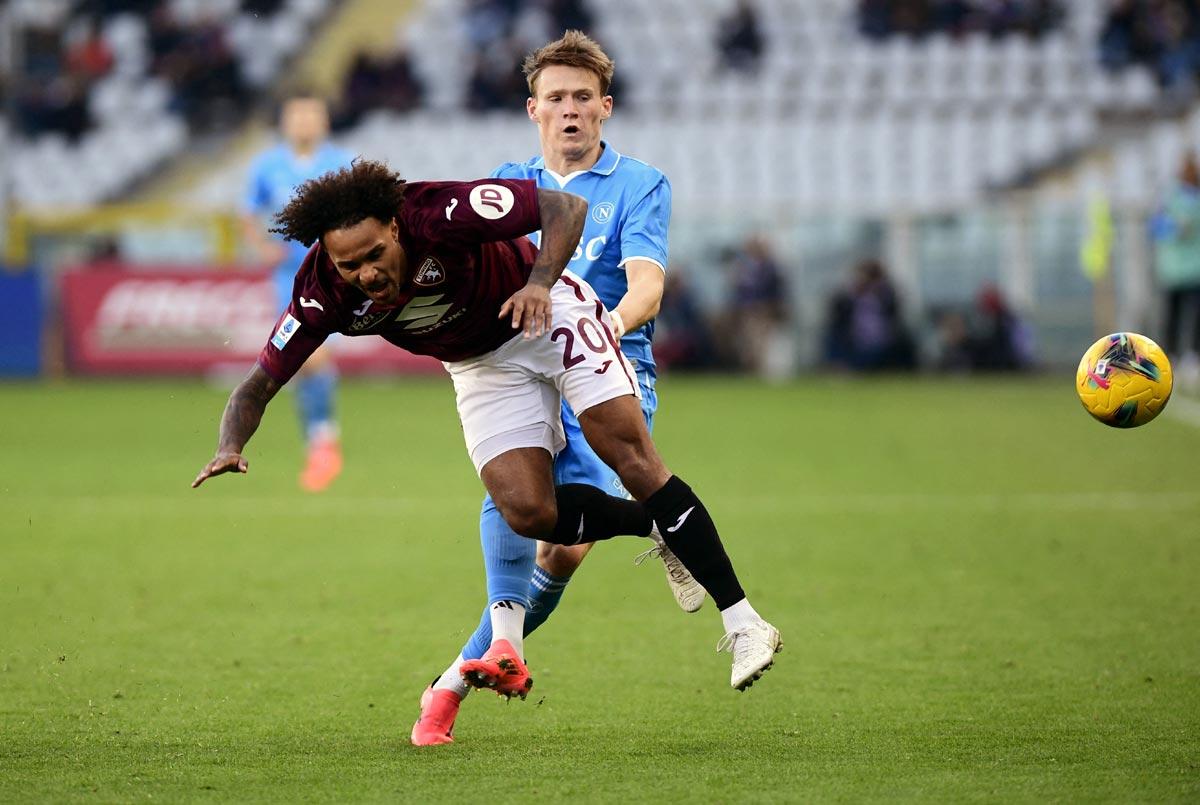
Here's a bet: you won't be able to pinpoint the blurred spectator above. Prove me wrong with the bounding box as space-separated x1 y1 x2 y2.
859 0 1064 40
722 235 795 376
968 284 1034 370
334 48 425 130
466 37 530 111
1099 0 1200 89
546 0 595 33
717 0 766 74
15 76 92 141
460 1 606 110
64 18 114 81
1150 150 1200 382
930 307 975 372
243 0 288 14
149 5 249 133
929 285 1033 372
655 267 720 372
464 0 515 48
823 258 916 371
12 10 96 139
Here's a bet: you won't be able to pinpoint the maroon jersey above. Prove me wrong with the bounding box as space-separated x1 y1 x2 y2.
257 178 541 384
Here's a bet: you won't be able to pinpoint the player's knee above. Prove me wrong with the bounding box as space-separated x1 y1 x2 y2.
612 449 670 500
500 497 557 540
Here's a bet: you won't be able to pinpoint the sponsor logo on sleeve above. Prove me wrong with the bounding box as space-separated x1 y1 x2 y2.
413 257 445 287
469 184 515 219
271 313 300 350
591 201 615 224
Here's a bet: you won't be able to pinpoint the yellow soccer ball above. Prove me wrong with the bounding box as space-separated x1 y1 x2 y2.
1076 332 1173 428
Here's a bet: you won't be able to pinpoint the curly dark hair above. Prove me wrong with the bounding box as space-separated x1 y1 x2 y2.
270 159 407 246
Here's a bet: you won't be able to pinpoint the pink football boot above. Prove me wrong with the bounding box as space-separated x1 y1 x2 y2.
458 640 533 700
410 686 461 746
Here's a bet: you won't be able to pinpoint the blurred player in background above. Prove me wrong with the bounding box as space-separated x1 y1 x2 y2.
191 162 782 737
242 92 354 491
1151 150 1200 389
413 31 722 747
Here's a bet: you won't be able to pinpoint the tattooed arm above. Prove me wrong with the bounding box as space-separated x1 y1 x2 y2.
498 187 587 339
191 364 282 488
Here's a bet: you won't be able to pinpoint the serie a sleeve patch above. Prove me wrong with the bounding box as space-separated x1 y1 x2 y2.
271 313 300 350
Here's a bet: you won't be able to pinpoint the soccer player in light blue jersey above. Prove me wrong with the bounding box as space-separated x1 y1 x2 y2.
413 32 778 747
242 93 354 491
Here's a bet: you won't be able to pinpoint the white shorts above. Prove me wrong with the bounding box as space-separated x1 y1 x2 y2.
446 271 641 474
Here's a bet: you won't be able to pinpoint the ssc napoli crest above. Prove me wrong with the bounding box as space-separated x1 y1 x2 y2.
591 202 615 224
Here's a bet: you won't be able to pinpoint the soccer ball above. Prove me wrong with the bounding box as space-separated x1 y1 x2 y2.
1076 332 1173 428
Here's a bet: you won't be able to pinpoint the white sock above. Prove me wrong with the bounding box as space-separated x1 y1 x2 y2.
489 600 525 656
719 598 762 633
432 654 470 698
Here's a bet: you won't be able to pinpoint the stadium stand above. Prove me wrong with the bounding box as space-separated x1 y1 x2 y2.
280 0 1175 219
6 0 1196 214
8 0 1200 368
4 0 332 210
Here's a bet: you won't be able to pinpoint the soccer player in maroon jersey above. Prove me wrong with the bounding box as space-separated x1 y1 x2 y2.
191 160 781 707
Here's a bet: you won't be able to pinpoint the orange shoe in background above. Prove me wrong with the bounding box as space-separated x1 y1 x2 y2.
299 438 342 492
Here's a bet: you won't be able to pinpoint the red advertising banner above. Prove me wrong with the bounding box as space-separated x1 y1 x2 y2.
60 265 441 376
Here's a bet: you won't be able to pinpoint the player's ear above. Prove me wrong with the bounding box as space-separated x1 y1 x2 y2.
601 95 613 119
526 96 538 121
390 218 399 242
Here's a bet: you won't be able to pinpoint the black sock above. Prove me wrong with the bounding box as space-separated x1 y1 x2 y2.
644 475 745 609
548 483 653 546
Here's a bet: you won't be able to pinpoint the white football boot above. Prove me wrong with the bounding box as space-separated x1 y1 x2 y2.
717 620 782 691
634 526 706 612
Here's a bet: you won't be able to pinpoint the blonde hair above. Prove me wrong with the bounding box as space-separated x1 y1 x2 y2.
523 30 615 96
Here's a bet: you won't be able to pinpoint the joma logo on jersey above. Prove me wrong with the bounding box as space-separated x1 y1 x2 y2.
396 294 453 330
413 257 445 287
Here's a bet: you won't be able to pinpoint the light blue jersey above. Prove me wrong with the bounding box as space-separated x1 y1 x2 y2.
492 141 671 379
458 141 673 657
243 142 355 309
492 141 671 493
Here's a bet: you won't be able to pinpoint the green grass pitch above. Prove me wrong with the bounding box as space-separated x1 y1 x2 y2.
1 375 1197 802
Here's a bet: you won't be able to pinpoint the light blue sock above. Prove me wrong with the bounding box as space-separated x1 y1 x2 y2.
461 495 536 660
522 565 571 636
294 370 337 439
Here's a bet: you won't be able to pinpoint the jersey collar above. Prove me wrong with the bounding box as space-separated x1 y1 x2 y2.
535 141 621 187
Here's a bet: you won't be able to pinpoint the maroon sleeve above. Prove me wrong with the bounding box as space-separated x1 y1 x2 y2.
255 303 329 385
403 179 540 245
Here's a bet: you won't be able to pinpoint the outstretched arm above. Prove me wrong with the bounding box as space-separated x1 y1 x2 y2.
192 364 282 488
499 187 587 338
